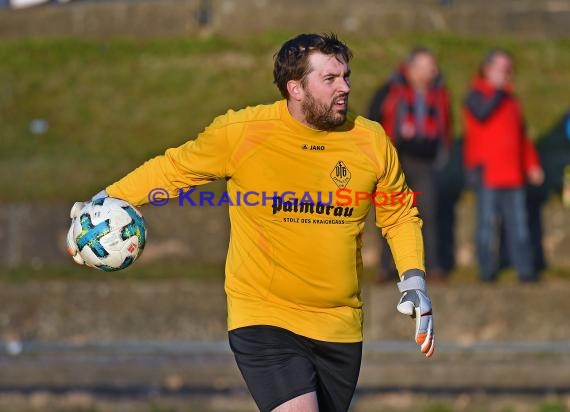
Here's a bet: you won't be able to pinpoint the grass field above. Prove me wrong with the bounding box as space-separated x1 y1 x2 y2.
1 32 569 201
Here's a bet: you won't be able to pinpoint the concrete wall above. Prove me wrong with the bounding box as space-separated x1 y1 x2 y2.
0 202 230 268
0 0 569 39
1 198 569 270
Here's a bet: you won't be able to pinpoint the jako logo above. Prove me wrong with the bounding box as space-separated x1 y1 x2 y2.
302 144 326 151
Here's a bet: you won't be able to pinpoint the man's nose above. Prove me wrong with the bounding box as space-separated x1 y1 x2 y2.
338 78 350 93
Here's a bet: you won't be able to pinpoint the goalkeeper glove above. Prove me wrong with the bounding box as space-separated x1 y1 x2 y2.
66 190 108 266
396 269 435 358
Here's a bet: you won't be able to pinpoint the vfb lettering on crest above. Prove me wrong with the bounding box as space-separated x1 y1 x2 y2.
330 161 351 189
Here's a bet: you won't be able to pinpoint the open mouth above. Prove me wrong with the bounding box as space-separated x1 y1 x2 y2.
333 96 348 110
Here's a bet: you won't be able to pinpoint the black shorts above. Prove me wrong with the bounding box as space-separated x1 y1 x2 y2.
228 325 362 412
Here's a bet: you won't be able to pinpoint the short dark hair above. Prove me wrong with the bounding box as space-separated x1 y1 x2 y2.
273 33 353 99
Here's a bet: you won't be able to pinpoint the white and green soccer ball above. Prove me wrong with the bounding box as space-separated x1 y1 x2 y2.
67 197 146 271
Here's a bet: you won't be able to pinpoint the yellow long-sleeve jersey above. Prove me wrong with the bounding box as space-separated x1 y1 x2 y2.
107 100 424 343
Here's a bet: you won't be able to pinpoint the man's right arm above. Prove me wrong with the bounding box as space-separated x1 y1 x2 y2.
106 113 237 206
67 113 238 264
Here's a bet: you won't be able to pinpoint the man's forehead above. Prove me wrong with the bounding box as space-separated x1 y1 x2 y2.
308 52 349 74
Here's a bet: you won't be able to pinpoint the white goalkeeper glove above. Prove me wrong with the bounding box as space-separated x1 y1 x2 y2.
66 190 108 266
396 269 435 358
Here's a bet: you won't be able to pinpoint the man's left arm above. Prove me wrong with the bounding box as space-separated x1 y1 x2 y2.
374 135 435 358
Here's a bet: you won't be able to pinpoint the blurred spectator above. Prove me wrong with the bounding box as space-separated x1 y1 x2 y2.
531 109 570 201
436 138 465 274
463 50 544 282
500 108 570 274
369 47 452 283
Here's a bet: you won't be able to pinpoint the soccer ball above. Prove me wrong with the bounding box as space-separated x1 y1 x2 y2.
68 197 146 271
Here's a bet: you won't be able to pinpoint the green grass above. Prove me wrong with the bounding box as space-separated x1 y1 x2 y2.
1 32 569 201
539 402 568 412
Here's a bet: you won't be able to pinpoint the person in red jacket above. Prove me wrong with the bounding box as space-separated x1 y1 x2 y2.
369 47 452 282
463 50 544 282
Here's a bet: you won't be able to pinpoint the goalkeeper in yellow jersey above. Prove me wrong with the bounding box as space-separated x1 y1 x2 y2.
68 33 435 412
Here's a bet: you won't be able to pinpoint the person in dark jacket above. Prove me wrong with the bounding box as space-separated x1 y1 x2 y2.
463 50 544 282
369 47 452 283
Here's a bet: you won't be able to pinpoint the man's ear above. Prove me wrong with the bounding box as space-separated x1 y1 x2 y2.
287 79 304 102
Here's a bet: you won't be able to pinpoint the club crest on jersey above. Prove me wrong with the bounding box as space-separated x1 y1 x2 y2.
302 144 325 151
330 161 351 189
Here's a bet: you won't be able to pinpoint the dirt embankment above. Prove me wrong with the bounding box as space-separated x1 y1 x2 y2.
1 279 569 342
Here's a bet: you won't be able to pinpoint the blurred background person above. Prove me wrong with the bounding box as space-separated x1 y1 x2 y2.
463 50 544 283
527 108 570 271
369 47 452 283
499 107 570 276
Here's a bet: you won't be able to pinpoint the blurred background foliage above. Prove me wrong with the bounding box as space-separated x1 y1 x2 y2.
1 32 569 201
